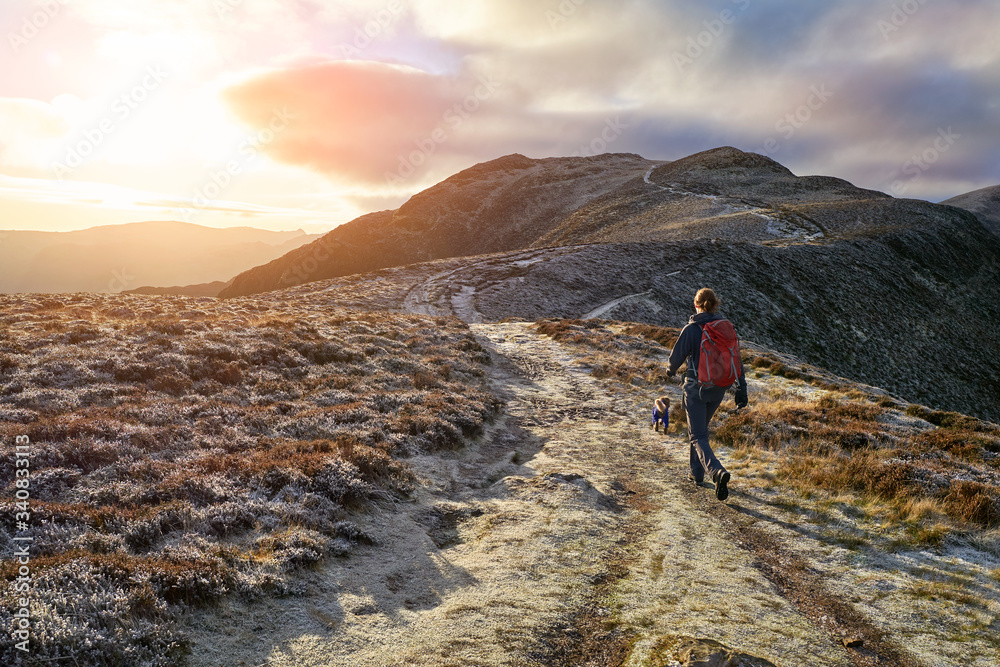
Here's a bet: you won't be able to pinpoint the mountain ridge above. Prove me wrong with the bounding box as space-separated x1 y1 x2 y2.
220 152 658 297
219 147 974 298
214 147 1000 421
274 215 1000 422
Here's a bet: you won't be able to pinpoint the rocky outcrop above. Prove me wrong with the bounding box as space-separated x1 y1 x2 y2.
675 637 777 667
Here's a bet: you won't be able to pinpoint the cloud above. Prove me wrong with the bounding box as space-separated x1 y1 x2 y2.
222 59 504 187
8 0 1000 210
433 0 1000 199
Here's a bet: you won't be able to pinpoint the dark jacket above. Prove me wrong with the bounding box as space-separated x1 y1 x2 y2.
668 312 748 396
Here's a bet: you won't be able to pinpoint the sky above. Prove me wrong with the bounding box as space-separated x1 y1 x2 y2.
1 0 998 232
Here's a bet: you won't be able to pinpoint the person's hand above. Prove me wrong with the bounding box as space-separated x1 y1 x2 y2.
735 389 748 409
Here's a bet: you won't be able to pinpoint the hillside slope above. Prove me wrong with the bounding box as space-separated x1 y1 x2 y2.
943 184 1000 237
277 197 1000 423
219 153 658 297
1 294 997 666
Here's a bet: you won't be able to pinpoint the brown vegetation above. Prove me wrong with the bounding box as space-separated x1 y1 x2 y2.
717 397 1000 532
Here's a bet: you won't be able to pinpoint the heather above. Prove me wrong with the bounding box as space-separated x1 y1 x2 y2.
0 293 500 665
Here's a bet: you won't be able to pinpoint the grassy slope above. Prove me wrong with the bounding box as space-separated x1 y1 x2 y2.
533 318 1000 665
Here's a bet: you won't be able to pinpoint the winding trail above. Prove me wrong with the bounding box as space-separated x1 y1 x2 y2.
643 164 826 242
470 323 860 666
400 247 577 321
581 289 661 320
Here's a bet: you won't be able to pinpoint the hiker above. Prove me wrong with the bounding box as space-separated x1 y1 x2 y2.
651 396 670 432
666 288 748 500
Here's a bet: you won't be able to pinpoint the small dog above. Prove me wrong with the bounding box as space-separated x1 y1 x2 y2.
651 396 670 433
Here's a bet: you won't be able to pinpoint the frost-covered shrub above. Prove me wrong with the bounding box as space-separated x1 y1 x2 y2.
333 520 376 545
27 467 81 500
200 501 258 538
0 560 189 666
10 387 81 414
68 530 127 555
155 472 236 507
151 370 193 395
147 557 232 605
30 357 98 389
254 528 329 569
311 389 355 407
191 359 243 385
290 340 360 364
0 352 19 373
311 459 376 504
126 518 165 551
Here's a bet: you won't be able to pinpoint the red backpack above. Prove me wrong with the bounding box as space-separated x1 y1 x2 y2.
697 320 742 388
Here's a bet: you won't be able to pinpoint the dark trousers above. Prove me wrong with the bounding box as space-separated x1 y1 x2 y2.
682 380 727 482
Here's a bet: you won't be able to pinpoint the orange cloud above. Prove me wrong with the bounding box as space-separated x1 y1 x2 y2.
222 60 463 186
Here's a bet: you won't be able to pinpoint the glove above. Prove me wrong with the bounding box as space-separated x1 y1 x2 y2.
666 369 676 380
735 389 748 409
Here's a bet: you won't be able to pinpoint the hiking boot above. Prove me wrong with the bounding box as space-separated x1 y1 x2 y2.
714 470 731 501
689 474 704 486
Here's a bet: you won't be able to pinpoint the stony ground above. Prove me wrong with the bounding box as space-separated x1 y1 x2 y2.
184 321 1000 667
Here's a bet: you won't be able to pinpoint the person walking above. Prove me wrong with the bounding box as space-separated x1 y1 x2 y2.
666 288 748 500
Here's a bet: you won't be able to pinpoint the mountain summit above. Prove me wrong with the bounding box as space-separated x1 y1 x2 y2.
219 152 654 297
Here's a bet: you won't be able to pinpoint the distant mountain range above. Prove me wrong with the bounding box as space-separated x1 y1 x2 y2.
0 221 317 294
124 281 233 297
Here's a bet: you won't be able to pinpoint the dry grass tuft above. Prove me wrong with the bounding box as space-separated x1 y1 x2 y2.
532 319 673 388
719 396 1000 530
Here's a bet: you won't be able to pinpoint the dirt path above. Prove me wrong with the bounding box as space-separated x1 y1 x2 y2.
642 164 825 242
184 322 940 666
400 248 576 321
